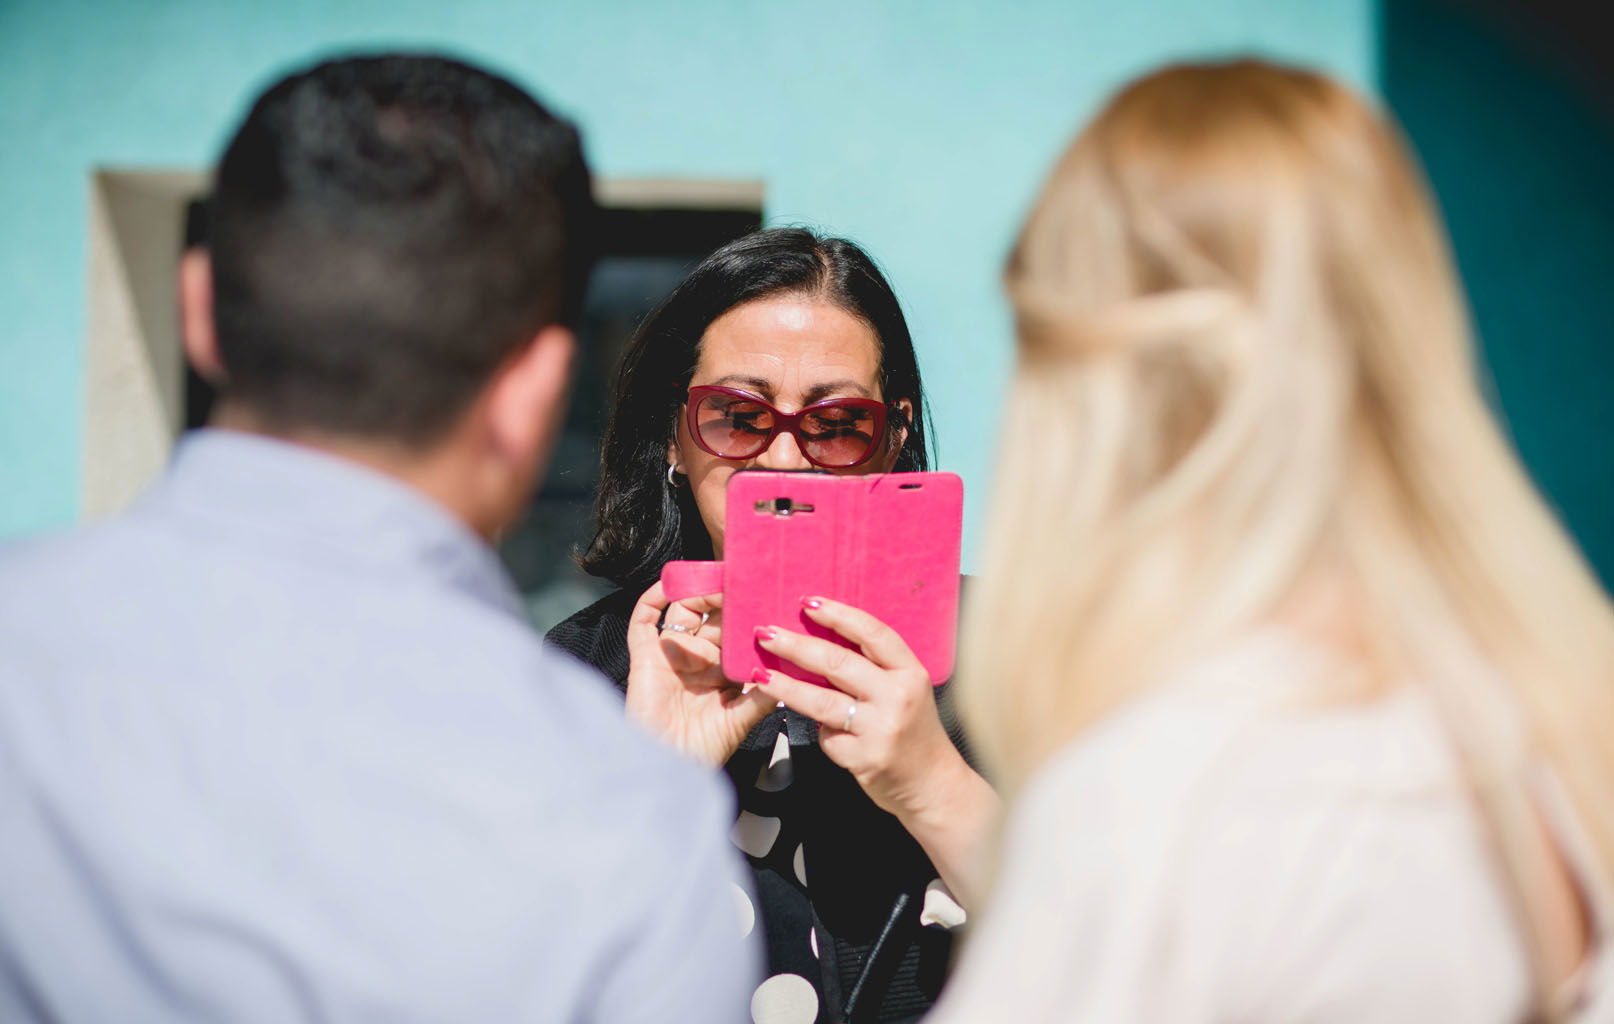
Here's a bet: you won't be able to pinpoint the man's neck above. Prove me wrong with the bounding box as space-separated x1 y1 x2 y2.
209 405 502 541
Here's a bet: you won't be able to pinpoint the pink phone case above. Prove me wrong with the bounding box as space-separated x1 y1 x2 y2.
662 470 963 688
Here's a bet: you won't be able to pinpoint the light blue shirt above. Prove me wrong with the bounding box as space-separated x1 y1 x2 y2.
0 430 758 1023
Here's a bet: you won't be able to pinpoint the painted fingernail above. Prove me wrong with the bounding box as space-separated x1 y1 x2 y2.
754 626 777 642
801 596 823 610
750 667 771 686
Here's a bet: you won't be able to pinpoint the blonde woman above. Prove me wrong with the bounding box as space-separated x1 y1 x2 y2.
930 60 1614 1022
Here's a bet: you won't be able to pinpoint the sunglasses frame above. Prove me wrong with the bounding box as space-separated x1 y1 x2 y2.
684 384 892 469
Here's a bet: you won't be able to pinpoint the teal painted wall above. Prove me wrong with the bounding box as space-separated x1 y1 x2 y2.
0 0 1375 556
1382 0 1614 590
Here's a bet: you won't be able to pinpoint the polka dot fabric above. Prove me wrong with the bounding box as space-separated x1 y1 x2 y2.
548 588 975 1023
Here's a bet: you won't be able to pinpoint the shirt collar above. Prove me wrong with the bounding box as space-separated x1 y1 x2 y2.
145 428 527 621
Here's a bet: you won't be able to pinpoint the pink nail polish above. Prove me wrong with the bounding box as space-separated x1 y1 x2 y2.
750 667 770 686
801 596 823 610
754 626 777 642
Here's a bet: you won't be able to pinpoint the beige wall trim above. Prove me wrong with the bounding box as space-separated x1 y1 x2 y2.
594 178 765 210
83 169 206 519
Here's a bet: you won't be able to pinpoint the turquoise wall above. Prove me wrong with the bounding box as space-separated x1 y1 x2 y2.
0 0 1375 556
1382 0 1614 590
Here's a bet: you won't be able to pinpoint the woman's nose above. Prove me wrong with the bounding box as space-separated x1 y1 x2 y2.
754 427 811 470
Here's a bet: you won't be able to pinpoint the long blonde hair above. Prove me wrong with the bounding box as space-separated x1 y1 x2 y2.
961 57 1614 977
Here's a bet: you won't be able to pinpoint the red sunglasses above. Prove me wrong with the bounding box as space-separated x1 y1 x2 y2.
684 385 893 469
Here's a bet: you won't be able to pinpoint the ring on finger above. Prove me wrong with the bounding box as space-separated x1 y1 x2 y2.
659 610 711 636
842 701 859 734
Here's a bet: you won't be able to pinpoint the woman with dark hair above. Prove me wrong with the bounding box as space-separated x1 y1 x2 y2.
549 228 995 1023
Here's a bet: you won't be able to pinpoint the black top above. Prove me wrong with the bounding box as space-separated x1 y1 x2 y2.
547 587 975 1024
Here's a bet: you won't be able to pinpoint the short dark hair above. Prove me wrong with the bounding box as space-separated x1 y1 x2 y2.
208 54 595 445
580 228 932 590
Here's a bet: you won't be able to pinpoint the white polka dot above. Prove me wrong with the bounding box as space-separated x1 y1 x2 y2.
732 882 755 939
809 927 819 959
792 844 807 887
750 972 818 1024
731 811 782 859
755 732 794 792
919 877 967 930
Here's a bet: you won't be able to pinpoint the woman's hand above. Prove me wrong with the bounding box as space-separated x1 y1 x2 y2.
750 596 998 902
624 581 776 767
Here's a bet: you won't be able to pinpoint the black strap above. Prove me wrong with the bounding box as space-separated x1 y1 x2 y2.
842 892 914 1022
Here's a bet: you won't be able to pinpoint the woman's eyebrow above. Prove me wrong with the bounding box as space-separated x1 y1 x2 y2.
707 374 776 395
702 375 874 403
803 380 873 403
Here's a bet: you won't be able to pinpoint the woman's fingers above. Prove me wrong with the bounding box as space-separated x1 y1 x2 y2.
722 682 780 728
628 581 674 655
753 627 878 700
660 631 723 683
688 590 724 614
629 581 728 687
751 668 864 734
698 607 723 649
663 590 722 627
660 602 704 634
632 583 726 645
630 580 670 618
799 596 923 672
658 587 723 642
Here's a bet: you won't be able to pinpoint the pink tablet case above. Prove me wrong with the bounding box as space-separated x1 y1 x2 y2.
661 471 962 688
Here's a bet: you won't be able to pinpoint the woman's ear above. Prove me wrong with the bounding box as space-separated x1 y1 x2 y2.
892 398 914 453
871 398 913 472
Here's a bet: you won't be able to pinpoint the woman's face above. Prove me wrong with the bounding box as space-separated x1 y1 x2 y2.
670 294 910 558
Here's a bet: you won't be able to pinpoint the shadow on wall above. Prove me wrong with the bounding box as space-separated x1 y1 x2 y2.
1382 0 1614 592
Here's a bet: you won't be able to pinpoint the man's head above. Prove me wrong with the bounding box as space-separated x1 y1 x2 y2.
181 54 594 535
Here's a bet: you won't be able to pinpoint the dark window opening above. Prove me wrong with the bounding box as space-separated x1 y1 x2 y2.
505 206 761 629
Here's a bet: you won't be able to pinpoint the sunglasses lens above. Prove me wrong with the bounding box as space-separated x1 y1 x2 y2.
694 393 774 457
799 404 880 467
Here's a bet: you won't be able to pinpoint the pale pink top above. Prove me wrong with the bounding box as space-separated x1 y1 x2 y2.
928 631 1614 1023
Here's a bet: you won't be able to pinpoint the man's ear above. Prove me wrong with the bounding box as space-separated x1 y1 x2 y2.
178 249 226 383
487 324 576 471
